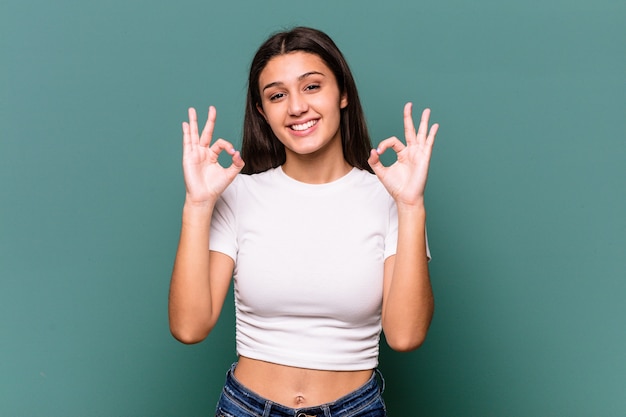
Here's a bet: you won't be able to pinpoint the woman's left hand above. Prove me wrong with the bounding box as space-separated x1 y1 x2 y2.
368 103 439 208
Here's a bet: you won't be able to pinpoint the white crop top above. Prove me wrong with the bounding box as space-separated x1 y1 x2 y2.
209 167 427 371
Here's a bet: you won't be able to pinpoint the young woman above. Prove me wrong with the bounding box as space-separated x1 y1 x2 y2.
169 27 439 417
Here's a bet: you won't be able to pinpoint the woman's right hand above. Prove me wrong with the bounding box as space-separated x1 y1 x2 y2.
182 106 244 206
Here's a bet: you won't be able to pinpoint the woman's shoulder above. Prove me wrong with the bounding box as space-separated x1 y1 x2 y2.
235 167 280 186
349 168 388 190
221 168 280 198
351 167 378 182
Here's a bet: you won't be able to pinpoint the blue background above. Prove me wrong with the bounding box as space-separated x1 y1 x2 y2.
1 0 624 415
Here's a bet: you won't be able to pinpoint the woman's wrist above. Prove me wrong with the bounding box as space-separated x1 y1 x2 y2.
184 193 218 209
395 199 426 216
181 198 216 227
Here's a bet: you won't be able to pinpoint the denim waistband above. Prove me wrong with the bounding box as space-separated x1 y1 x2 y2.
219 363 385 417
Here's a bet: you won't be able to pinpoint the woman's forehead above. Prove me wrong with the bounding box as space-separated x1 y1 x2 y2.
259 52 333 87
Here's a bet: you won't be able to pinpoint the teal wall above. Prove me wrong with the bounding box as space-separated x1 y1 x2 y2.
1 0 624 415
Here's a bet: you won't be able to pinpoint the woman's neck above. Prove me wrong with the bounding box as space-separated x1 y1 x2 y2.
281 152 352 184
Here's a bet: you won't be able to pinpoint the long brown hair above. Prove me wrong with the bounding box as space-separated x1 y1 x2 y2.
241 27 373 174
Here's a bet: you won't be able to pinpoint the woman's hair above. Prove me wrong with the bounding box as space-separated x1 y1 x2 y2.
241 27 373 174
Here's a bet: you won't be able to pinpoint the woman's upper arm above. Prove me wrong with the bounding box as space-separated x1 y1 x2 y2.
381 254 396 325
208 250 235 327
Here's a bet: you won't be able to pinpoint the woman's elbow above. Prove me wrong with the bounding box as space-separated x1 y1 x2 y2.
171 330 205 345
383 310 433 352
385 331 428 352
169 321 212 345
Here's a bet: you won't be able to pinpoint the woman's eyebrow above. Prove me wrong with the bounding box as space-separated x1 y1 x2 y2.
262 71 326 92
299 71 325 80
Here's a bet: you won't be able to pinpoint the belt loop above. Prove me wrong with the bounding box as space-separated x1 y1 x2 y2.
375 368 386 394
262 401 273 417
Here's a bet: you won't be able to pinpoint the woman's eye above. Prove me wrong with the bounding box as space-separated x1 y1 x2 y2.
269 92 285 101
305 84 320 92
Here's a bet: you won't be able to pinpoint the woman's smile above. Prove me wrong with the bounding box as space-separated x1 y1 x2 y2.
290 119 318 132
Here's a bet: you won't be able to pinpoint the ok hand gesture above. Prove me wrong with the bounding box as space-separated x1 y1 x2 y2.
182 107 244 205
368 103 439 208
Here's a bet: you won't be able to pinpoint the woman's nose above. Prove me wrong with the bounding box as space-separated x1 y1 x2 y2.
287 93 308 116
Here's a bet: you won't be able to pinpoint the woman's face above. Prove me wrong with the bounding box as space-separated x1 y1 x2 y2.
257 51 348 160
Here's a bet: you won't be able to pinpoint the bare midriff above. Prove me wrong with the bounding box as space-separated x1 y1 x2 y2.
233 356 374 408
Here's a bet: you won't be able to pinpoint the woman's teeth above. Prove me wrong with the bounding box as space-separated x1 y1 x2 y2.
290 120 317 131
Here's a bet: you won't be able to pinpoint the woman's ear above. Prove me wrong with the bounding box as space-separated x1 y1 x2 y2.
256 103 267 120
340 92 348 109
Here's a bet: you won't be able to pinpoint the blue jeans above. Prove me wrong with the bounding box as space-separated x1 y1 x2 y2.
215 364 387 417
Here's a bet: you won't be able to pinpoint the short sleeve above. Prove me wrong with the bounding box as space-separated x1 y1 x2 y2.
384 197 398 259
209 181 238 261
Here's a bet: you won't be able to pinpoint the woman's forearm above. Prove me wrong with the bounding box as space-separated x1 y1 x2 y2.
169 202 219 344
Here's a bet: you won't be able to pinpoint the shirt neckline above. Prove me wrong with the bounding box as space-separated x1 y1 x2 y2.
275 165 360 190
